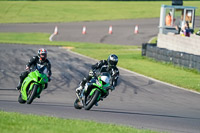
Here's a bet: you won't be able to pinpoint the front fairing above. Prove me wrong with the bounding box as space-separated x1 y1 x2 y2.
21 70 48 100
29 69 48 84
86 78 109 96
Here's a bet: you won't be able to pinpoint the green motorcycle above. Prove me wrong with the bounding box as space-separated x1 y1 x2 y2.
18 67 48 104
74 72 112 110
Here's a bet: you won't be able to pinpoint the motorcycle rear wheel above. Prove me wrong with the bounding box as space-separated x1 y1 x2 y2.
83 90 100 110
27 84 38 104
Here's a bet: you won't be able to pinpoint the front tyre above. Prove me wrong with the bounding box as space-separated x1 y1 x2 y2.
27 84 38 104
83 90 100 110
74 98 82 109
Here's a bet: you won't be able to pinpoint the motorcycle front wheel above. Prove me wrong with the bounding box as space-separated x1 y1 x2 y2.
27 84 38 104
83 90 100 110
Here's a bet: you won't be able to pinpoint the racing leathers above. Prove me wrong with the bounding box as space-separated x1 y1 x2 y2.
77 59 119 93
16 56 52 90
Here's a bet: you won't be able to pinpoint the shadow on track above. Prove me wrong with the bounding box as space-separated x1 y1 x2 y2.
91 108 200 120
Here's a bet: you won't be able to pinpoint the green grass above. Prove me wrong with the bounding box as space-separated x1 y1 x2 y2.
0 1 199 23
0 111 158 133
0 32 200 92
0 1 199 132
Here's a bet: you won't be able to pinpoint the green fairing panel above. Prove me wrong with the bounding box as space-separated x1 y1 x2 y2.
21 77 35 100
21 72 38 100
89 88 98 96
89 89 102 101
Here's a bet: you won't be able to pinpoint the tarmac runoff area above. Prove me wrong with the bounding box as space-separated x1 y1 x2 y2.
0 18 200 133
0 17 199 45
0 18 160 45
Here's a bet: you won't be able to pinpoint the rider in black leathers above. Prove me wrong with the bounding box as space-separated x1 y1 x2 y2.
16 48 52 90
76 54 119 94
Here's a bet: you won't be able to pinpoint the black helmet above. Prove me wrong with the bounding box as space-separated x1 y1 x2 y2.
107 54 118 67
38 48 47 61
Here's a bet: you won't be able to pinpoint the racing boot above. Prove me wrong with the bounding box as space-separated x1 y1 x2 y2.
95 102 98 106
16 72 28 91
16 80 22 91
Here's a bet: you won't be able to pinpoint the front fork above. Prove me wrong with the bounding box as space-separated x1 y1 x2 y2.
76 92 82 102
75 89 85 105
76 83 89 102
76 92 84 107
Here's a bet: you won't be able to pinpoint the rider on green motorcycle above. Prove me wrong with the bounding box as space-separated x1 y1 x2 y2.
76 54 119 96
16 48 52 91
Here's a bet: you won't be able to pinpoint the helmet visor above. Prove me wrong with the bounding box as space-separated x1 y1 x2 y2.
109 60 117 67
40 53 47 61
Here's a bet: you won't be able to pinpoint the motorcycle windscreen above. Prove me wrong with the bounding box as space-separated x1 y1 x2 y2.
36 64 48 76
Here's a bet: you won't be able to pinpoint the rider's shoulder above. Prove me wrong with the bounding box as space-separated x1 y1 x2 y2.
101 60 108 64
95 60 107 66
45 59 51 64
113 66 119 72
32 56 39 60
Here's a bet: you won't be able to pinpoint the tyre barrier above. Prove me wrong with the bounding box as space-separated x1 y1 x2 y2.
142 43 200 71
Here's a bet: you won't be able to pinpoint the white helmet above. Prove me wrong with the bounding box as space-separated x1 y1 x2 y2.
107 54 118 67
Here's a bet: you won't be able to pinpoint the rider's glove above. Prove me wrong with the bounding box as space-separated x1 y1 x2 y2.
110 86 115 91
89 70 95 77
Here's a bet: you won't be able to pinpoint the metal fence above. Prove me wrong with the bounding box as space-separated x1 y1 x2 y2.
142 43 200 71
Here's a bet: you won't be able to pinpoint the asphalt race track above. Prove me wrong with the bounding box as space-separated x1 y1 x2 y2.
0 18 200 133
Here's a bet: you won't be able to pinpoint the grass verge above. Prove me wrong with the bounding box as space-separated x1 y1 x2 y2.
0 32 200 92
0 1 199 23
0 111 158 133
